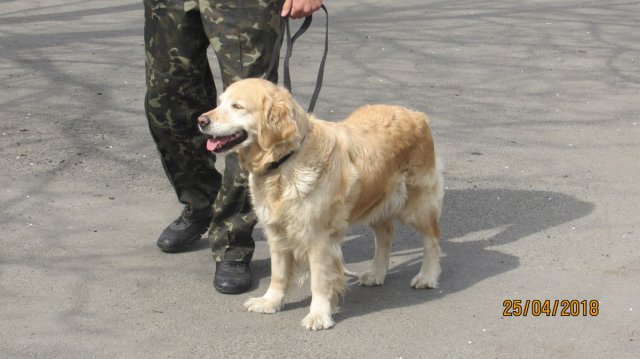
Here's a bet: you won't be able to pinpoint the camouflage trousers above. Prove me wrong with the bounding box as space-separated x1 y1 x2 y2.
144 0 283 262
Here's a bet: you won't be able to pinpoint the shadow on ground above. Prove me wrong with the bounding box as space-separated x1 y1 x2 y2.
248 188 594 323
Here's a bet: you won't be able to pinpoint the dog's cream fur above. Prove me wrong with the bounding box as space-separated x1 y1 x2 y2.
199 78 444 330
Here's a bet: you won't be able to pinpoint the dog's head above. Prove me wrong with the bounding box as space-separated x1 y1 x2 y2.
198 78 308 174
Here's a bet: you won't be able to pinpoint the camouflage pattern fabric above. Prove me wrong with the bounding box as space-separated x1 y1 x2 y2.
144 0 283 262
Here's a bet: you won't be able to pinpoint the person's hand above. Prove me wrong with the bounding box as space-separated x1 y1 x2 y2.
281 0 323 19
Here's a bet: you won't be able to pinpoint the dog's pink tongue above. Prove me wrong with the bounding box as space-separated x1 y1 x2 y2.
206 138 220 152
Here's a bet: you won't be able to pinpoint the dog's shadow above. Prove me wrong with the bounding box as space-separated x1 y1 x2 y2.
250 188 593 322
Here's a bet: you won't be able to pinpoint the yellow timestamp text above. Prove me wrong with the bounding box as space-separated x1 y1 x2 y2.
503 299 599 317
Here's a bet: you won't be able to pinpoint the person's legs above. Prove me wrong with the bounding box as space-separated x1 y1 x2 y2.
144 0 222 251
200 0 282 86
208 154 257 263
200 0 283 293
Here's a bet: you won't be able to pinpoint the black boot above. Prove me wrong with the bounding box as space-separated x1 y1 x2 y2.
213 260 252 294
156 216 211 253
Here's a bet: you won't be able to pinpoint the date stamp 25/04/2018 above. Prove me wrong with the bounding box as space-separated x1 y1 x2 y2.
503 299 600 317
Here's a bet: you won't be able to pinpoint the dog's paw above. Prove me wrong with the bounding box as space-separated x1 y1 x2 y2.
410 273 438 289
301 311 335 330
244 297 281 314
358 270 386 286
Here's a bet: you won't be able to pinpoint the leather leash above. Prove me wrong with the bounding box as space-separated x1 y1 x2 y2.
265 5 329 113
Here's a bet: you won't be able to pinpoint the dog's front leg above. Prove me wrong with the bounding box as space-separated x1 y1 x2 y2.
244 249 293 313
301 239 345 330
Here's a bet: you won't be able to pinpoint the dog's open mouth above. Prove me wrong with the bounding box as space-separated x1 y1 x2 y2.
206 131 248 153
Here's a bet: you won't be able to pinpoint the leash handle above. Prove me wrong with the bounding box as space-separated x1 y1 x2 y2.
307 5 328 113
264 14 288 85
265 5 328 113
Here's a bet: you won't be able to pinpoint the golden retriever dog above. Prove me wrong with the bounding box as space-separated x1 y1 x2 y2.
197 78 444 330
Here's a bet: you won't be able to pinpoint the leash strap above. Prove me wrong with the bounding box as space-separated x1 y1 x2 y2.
265 5 328 113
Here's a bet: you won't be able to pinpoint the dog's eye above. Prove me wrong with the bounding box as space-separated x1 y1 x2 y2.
232 103 245 110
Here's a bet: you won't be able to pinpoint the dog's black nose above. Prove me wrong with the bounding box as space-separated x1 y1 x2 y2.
197 115 210 129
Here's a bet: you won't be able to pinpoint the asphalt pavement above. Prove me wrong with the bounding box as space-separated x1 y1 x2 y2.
1 0 639 357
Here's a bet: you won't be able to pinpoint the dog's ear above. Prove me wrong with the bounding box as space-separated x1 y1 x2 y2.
258 89 298 150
